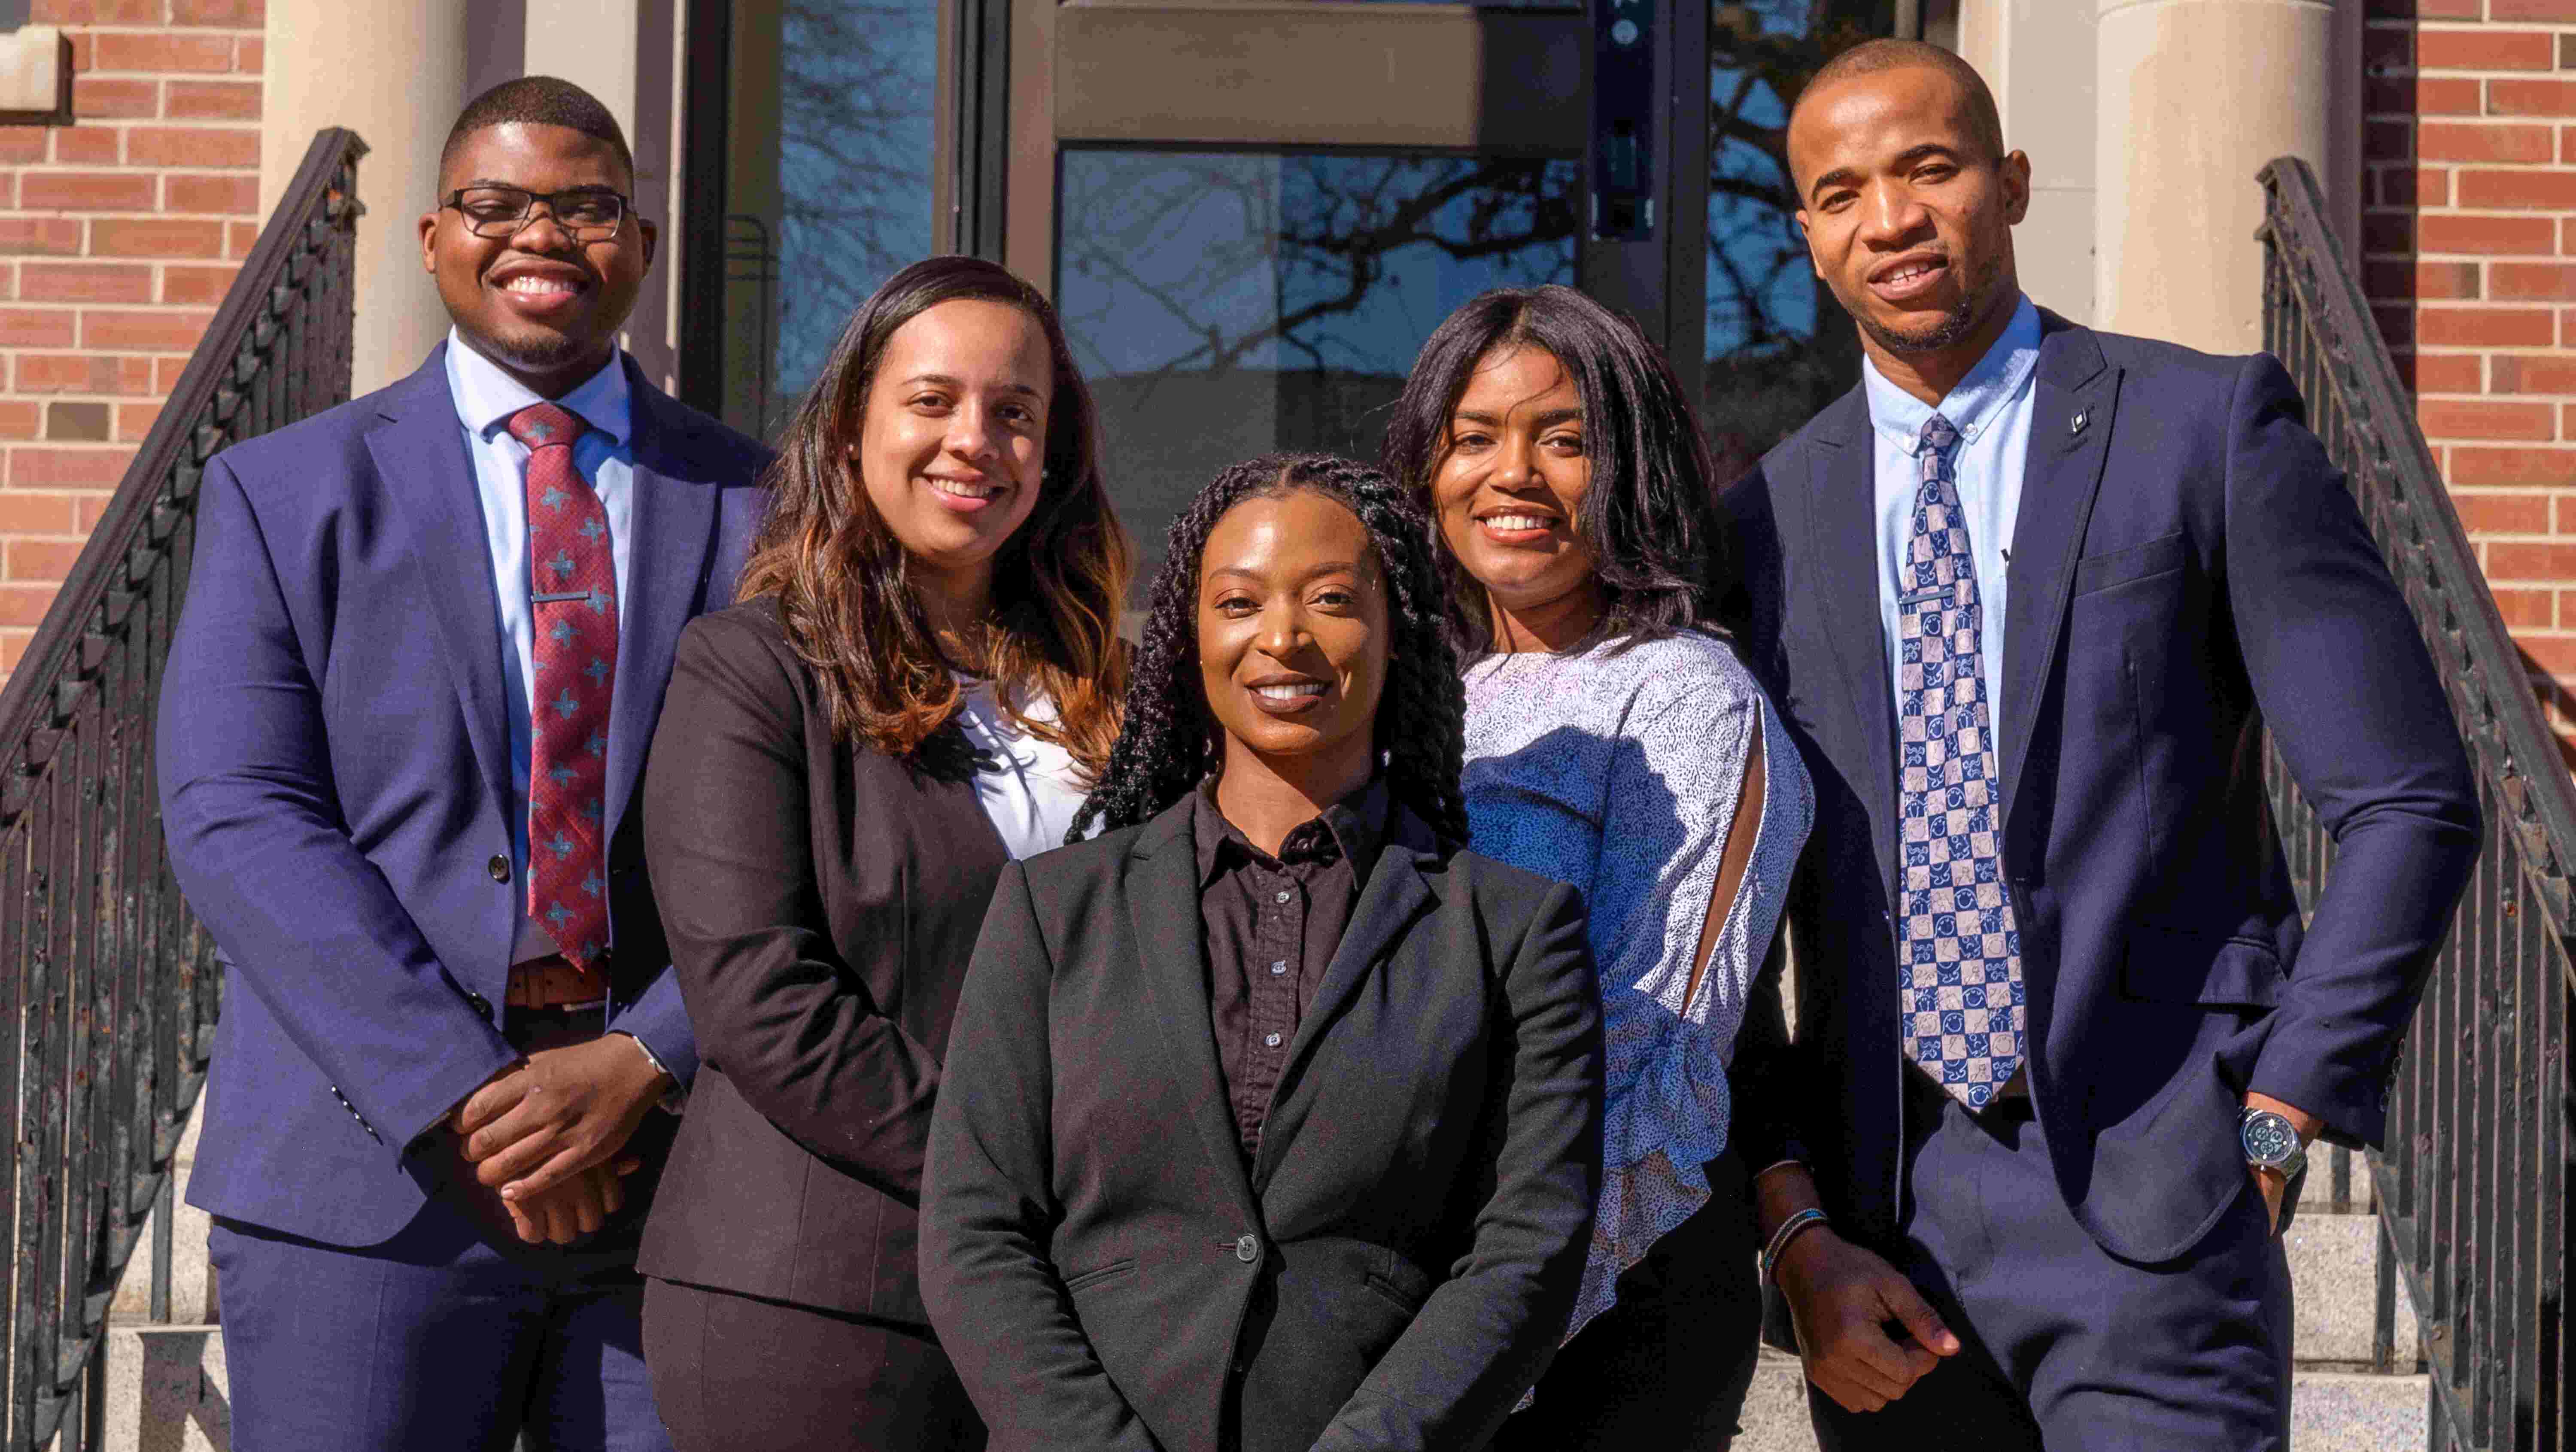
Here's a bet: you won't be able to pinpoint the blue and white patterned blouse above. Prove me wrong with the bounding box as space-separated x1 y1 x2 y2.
1461 630 1813 1345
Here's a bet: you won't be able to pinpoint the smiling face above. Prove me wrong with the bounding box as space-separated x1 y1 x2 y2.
1429 344 1601 649
419 122 654 395
853 298 1054 609
1197 489 1390 796
1789 64 2028 378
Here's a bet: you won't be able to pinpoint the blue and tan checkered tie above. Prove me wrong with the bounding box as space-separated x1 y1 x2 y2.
1896 413 2025 1109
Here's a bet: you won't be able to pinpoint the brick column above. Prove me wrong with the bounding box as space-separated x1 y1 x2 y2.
0 0 261 678
2362 0 2576 755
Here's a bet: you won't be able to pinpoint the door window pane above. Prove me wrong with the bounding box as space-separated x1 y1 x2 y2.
1057 150 1579 581
719 0 939 437
1703 1 1892 477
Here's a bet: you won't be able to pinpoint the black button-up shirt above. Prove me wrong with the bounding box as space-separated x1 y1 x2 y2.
1192 779 1388 1161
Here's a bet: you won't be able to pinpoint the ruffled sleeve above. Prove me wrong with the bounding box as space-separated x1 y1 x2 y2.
1563 650 1807 1343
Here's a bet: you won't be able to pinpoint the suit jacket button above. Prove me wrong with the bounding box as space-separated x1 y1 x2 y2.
487 855 510 884
466 992 492 1018
1235 1234 1259 1263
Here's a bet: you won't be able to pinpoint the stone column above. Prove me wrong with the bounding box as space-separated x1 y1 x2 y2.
2095 0 2349 354
525 0 687 391
261 0 471 395
1956 0 2100 325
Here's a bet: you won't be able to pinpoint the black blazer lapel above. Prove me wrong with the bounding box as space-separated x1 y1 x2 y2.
607 367 719 844
1251 811 1439 1191
1806 386 1903 907
1998 315 2120 824
1123 803 1264 1225
367 344 514 833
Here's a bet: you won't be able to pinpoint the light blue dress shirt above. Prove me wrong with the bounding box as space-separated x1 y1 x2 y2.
444 331 637 964
1863 293 2041 752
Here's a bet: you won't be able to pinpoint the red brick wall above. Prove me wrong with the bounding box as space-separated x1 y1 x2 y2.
0 0 261 678
2364 0 2576 754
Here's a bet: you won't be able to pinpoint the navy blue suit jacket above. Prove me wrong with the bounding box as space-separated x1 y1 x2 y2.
1723 314 2480 1262
158 344 766 1245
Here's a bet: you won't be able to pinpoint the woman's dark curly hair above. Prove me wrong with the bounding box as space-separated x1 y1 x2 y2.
1379 284 1728 657
1068 453 1468 845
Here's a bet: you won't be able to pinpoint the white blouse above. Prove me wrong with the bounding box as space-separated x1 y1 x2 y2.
1461 631 1814 1348
951 680 1091 860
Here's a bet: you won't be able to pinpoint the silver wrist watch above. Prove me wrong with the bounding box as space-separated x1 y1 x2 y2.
2240 1106 2306 1180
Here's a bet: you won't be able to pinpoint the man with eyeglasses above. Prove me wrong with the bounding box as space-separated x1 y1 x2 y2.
158 75 767 1451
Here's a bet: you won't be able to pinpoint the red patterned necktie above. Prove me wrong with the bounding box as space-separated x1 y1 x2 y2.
512 401 615 1000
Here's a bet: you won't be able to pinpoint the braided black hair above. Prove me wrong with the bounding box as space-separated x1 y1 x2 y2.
1069 453 1468 845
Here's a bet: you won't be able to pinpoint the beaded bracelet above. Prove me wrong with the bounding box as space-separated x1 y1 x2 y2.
1761 1206 1831 1285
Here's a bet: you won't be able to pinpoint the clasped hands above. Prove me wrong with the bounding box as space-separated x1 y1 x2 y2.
447 1034 670 1245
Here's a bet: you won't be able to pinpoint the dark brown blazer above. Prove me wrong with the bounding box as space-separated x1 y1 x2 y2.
920 793 1605 1452
637 598 1010 1323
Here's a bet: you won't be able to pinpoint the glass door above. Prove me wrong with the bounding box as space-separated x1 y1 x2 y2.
689 0 954 437
1700 0 1896 476
681 0 1900 530
1023 0 1592 577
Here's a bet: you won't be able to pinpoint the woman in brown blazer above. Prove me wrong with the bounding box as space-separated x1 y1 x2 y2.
635 256 1130 1451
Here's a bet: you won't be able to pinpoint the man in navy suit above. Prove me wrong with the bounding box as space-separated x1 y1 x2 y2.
157 76 765 1451
1723 41 2479 1449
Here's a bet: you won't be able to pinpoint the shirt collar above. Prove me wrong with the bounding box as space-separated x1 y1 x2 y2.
1192 777 1389 887
1861 292 2041 455
444 326 632 447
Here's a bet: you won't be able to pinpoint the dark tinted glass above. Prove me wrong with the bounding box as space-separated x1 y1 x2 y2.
716 0 938 435
1058 149 1579 582
1702 0 1894 478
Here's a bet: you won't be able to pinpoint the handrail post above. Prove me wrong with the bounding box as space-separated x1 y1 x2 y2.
2257 153 2573 1452
0 127 364 1452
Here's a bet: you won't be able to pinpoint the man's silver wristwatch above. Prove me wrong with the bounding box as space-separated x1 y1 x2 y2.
2240 1106 2306 1180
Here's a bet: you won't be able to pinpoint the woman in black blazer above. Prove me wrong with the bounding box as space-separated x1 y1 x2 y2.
921 453 1606 1452
635 257 1131 1451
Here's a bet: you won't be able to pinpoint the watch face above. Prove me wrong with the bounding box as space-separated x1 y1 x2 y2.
2243 1112 2297 1165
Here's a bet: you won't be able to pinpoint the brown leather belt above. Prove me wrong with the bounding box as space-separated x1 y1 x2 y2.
505 951 608 1010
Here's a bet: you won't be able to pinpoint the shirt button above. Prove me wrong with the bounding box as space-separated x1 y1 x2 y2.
1264 1032 1282 1048
487 855 510 884
1270 960 1288 975
1274 890 1291 904
1236 1234 1260 1263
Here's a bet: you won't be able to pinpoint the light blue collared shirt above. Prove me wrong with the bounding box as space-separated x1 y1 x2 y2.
444 330 637 964
1864 293 2042 752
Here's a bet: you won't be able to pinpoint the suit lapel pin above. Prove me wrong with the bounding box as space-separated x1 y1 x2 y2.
2069 408 2090 438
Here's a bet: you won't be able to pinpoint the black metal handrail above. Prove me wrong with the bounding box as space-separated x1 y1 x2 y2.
2259 155 2570 1452
0 126 363 1452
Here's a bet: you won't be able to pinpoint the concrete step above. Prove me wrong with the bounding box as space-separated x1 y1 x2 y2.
1737 1355 2428 1451
108 1103 210 1326
44 1324 228 1452
2292 1370 2430 1452
108 1164 213 1325
2287 1209 2419 1366
91 1259 2429 1452
1738 1355 1819 1449
2294 1150 2377 1215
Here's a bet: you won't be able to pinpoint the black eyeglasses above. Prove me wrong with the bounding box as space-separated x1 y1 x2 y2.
441 185 630 241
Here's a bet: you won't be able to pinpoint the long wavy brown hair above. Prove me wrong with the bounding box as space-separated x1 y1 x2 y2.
735 256 1131 774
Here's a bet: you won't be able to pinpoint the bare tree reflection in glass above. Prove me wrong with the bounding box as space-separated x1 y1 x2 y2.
772 0 936 419
1703 0 1889 480
1058 151 1577 582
